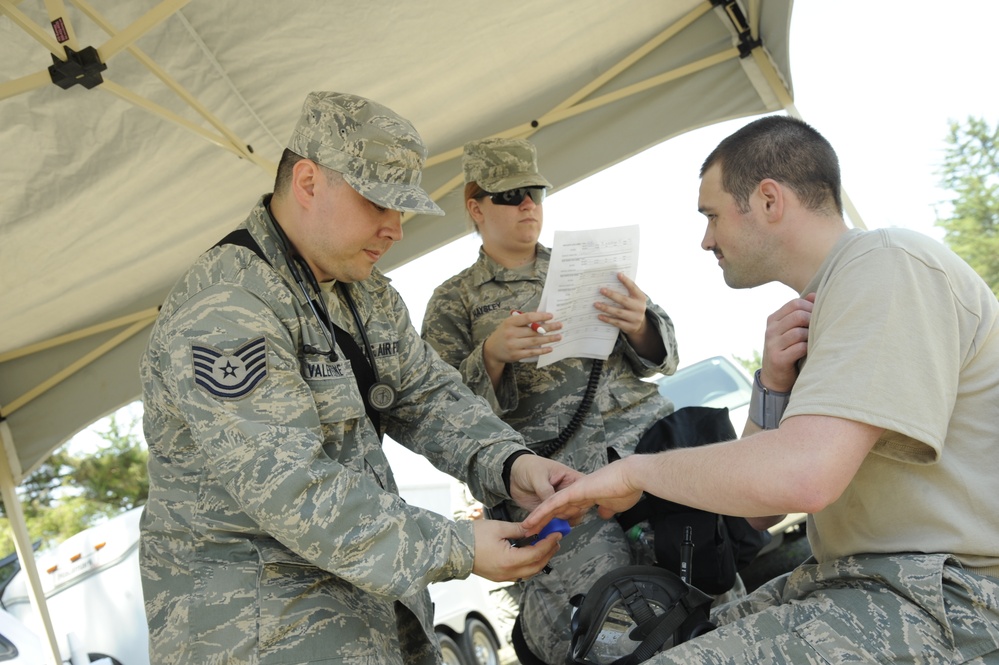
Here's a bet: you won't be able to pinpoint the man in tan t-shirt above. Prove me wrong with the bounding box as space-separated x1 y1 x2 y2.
524 115 999 664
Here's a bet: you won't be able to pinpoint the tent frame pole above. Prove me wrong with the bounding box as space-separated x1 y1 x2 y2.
0 314 157 419
0 422 63 665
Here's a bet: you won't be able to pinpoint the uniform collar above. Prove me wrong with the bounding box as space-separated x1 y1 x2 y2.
468 243 549 287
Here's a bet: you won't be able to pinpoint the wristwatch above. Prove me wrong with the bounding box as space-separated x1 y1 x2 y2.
748 369 791 430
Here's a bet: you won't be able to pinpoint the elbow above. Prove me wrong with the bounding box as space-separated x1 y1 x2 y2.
783 468 847 515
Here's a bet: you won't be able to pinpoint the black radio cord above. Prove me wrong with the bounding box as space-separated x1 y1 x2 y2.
535 359 603 458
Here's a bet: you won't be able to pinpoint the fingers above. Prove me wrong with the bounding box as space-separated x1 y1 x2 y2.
471 520 562 582
510 310 557 329
508 457 583 512
505 532 562 581
521 488 589 532
614 272 644 298
485 312 562 365
548 465 584 493
491 518 532 542
509 312 561 341
761 294 815 391
595 273 647 334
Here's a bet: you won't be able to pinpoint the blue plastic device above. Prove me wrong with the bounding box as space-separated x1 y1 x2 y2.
537 517 571 539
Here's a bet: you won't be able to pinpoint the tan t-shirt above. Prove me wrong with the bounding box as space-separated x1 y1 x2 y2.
783 228 999 574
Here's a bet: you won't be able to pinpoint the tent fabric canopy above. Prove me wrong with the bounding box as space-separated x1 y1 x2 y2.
2 2 793 662
1 0 793 481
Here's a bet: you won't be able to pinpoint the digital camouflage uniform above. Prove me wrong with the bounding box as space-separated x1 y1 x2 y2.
422 243 679 662
655 554 999 664
140 92 534 665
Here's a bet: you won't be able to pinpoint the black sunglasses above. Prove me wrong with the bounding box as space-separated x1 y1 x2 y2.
481 187 546 206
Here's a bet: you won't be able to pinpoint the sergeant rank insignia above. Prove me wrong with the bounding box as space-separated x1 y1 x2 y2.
192 337 268 399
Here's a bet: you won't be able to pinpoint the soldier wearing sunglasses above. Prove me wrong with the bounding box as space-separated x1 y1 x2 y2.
421 137 681 664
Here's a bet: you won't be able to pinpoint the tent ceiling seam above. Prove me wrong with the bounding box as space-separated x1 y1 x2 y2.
175 10 283 153
96 0 190 62
555 2 712 113
66 0 274 172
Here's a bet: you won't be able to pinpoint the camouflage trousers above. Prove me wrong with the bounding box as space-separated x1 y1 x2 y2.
519 512 634 663
518 513 749 664
650 553 999 664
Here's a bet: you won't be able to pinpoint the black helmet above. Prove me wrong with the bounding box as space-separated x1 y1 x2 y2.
567 565 716 664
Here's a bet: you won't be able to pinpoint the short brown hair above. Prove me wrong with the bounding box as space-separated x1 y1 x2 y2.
274 149 344 195
700 116 842 216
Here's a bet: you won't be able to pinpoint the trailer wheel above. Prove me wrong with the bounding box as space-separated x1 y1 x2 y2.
460 618 500 665
437 632 469 665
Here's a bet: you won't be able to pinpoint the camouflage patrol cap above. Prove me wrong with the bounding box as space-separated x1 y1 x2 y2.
462 137 553 192
288 91 444 215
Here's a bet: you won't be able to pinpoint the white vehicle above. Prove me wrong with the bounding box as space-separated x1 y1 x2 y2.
1 507 147 665
429 577 504 665
0 606 46 664
654 354 754 429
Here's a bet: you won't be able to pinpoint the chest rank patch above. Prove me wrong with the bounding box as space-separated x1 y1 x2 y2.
192 337 268 400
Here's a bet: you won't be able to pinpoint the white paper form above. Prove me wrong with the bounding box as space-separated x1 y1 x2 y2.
536 225 640 368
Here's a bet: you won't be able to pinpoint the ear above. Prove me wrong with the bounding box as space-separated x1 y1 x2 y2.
291 159 321 209
466 197 485 225
758 178 784 222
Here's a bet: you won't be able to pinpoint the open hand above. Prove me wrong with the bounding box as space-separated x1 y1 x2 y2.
521 458 644 533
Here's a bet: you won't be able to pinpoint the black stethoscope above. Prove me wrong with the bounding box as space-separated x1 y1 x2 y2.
265 201 397 412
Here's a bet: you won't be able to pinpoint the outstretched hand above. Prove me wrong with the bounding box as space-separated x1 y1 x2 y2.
521 458 645 534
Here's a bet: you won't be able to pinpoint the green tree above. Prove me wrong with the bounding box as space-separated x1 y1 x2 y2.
733 349 762 376
0 411 148 560
936 117 999 297
73 414 149 512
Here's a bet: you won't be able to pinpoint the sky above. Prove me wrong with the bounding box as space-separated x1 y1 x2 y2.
73 2 999 464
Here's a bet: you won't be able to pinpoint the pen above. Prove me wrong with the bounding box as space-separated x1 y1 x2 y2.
510 310 547 335
680 525 694 584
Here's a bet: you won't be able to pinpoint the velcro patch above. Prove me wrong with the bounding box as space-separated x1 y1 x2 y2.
192 337 268 400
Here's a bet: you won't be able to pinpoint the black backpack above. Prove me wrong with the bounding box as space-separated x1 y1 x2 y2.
616 406 771 595
566 565 715 664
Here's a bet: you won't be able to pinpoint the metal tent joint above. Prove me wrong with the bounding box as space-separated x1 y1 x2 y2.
48 46 107 90
710 0 762 58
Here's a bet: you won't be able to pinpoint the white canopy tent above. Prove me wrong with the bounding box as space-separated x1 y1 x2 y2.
1 1 795 662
